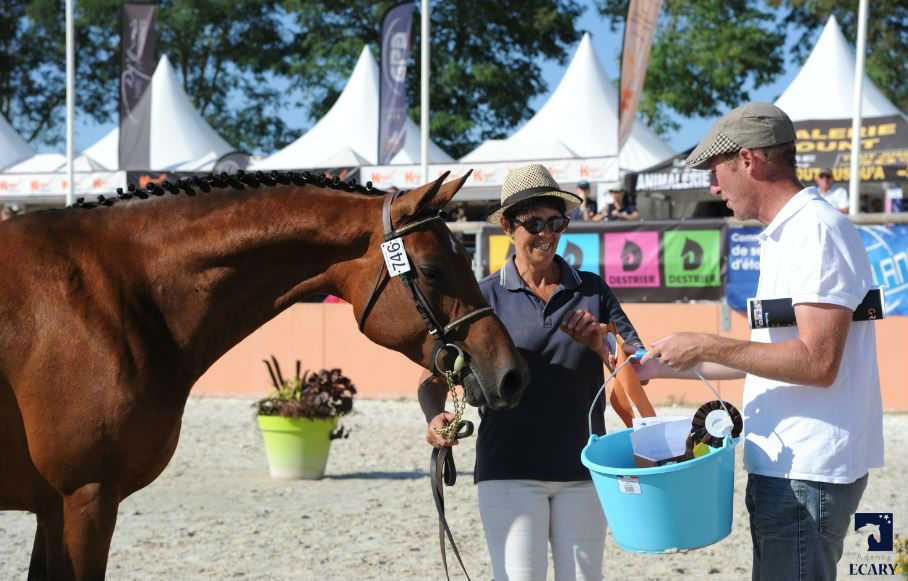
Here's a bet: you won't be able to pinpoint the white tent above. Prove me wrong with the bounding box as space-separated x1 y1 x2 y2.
0 114 36 171
461 33 673 172
251 46 453 170
3 152 105 173
775 15 903 121
83 54 234 170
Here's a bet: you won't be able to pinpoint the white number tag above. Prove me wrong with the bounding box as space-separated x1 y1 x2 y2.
381 238 412 277
617 476 641 494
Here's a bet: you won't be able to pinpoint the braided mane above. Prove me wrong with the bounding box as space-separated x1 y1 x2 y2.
70 170 381 209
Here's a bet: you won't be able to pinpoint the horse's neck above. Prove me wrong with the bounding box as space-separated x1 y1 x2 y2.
129 186 378 377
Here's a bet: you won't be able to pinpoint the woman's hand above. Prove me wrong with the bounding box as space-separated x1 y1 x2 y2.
426 412 458 448
560 310 607 357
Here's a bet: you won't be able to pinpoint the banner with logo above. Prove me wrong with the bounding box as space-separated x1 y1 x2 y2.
363 157 619 191
119 4 157 170
0 172 126 200
378 1 415 165
794 115 908 183
858 225 908 316
726 225 908 316
483 220 727 302
726 227 763 312
618 0 662 151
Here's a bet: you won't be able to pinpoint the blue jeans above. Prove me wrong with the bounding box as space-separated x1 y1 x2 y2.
746 473 868 581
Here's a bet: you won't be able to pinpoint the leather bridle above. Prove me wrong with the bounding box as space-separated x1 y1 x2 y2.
357 188 493 581
356 189 494 377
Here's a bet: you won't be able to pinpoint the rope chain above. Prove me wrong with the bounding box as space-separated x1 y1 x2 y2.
432 370 467 442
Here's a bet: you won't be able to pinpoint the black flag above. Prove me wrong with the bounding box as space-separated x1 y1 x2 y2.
378 1 415 165
119 4 157 170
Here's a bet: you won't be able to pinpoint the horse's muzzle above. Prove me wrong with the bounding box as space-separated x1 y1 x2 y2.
462 359 528 411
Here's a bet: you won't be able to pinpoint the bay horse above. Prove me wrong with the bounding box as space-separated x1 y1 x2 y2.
0 170 528 580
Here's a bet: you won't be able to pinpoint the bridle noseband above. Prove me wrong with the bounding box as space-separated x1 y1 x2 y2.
356 189 494 376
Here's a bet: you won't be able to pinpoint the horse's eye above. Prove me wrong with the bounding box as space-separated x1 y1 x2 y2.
419 265 442 280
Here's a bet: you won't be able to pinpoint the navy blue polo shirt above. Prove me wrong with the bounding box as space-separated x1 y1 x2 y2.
475 255 642 483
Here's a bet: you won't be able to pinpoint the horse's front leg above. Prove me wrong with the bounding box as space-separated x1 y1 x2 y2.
27 505 66 581
61 483 119 580
27 515 46 581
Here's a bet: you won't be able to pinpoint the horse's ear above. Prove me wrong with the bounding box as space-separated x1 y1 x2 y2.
431 170 472 208
390 171 451 225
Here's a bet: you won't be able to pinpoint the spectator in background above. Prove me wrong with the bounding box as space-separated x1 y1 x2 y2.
605 182 640 221
815 168 849 213
1 205 18 221
567 180 601 221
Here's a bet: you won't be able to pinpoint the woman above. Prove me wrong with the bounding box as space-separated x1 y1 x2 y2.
419 164 643 581
605 183 640 221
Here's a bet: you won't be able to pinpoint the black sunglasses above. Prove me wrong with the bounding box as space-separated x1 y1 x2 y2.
511 215 570 234
819 173 832 179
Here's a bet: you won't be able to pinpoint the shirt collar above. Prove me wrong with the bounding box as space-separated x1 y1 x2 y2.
758 187 815 242
500 254 581 291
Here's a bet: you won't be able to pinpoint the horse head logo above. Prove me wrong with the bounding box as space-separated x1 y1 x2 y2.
563 241 583 268
855 513 893 551
621 239 642 271
681 237 704 270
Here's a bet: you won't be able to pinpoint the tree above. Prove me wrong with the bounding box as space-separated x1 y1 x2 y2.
777 0 908 115
595 0 908 137
284 0 584 158
595 0 787 136
2 0 302 153
0 0 66 145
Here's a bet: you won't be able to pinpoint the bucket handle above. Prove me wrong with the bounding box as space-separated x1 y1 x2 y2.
588 352 732 437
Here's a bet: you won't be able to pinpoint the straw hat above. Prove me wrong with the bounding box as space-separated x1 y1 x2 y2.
486 164 581 224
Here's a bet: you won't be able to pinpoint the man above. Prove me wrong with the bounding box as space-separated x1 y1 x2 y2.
637 102 883 581
815 168 849 213
567 179 601 220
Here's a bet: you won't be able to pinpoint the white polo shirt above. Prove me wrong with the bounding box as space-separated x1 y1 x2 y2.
743 188 883 484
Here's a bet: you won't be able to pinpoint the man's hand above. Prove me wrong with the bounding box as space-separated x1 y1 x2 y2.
560 310 607 356
646 332 714 371
426 412 458 448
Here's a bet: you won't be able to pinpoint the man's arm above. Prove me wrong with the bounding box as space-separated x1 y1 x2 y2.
645 303 852 387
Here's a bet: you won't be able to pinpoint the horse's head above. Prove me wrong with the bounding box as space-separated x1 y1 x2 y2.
345 173 528 410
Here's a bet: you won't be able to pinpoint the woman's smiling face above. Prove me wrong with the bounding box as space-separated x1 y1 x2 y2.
502 205 564 270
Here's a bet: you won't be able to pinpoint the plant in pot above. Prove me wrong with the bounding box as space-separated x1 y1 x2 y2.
255 357 356 480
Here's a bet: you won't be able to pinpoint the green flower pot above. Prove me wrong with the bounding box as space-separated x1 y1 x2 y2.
257 415 338 480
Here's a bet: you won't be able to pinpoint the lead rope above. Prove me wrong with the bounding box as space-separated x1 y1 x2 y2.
430 351 473 581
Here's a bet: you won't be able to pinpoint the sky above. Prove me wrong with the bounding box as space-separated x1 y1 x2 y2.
66 1 806 157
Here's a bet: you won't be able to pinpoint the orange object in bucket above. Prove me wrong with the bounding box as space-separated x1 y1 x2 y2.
605 321 656 427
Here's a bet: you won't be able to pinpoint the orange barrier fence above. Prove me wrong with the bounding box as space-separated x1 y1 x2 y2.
192 303 907 411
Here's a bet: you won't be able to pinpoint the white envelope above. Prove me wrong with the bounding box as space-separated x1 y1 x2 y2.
630 418 692 461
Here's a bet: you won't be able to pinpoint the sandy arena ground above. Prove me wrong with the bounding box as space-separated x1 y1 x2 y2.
1 398 905 580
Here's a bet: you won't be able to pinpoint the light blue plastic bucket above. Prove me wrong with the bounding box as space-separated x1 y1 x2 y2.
580 352 739 553
581 429 737 553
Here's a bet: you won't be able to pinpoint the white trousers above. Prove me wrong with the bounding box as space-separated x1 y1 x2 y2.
477 479 607 581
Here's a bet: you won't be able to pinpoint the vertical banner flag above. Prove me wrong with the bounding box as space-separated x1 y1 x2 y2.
618 0 662 151
379 1 415 164
119 4 157 170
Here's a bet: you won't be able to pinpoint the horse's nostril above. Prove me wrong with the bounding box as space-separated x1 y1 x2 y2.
498 368 525 404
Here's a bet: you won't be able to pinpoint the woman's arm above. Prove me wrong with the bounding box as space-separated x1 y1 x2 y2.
417 369 458 448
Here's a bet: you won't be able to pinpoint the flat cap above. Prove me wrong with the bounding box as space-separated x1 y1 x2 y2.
685 102 796 169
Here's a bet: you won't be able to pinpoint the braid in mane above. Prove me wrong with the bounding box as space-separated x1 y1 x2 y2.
69 169 378 210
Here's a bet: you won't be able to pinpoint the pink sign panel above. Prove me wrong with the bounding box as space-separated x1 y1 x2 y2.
603 231 661 287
